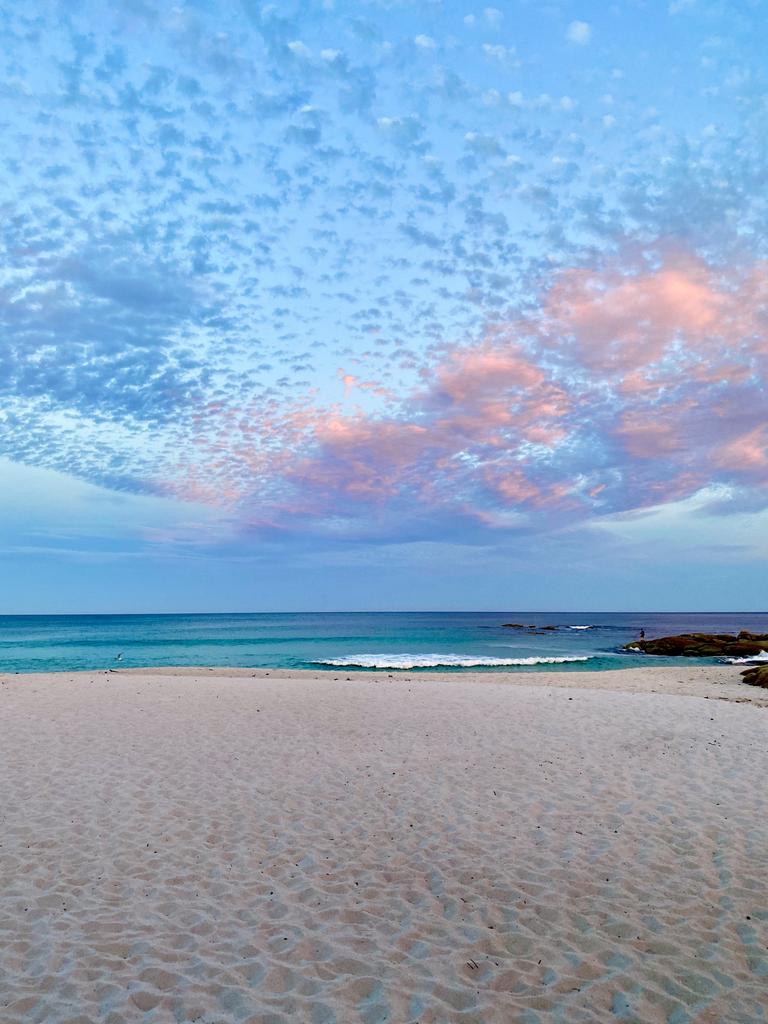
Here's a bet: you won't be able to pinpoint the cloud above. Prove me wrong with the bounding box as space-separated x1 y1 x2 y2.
376 114 430 154
566 21 591 45
483 44 511 62
0 457 220 554
0 239 208 423
151 247 768 546
2 0 767 582
592 484 768 562
287 40 312 58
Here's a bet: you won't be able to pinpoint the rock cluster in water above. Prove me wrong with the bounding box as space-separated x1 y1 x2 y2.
502 623 558 631
624 631 768 658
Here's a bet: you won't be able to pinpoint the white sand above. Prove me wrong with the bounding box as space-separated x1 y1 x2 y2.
0 665 766 1023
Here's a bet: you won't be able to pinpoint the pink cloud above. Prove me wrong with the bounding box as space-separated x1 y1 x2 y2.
544 259 727 373
158 248 768 540
614 413 689 458
337 369 392 400
713 427 768 472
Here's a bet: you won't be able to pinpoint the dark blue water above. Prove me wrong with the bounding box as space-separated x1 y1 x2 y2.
0 611 766 673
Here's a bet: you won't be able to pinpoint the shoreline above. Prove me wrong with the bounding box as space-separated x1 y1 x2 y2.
4 662 765 705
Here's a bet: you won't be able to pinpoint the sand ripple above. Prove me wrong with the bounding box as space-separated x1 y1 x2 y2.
0 670 766 1022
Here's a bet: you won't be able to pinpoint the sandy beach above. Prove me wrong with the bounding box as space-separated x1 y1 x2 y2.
1 665 766 1023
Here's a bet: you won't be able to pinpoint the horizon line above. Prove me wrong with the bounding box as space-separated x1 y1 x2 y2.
1 610 766 617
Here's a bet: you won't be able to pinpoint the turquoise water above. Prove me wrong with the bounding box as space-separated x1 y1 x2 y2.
1 612 766 673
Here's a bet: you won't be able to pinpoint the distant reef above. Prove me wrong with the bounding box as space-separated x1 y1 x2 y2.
502 623 558 631
624 631 768 658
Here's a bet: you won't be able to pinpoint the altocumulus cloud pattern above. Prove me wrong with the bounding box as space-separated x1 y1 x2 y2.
1 0 767 600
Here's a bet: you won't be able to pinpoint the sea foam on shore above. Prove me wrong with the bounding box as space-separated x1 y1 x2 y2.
314 653 595 668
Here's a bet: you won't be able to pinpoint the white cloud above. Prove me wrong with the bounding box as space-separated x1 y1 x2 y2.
0 459 216 549
592 486 768 561
484 7 503 27
414 34 437 49
567 20 591 45
287 40 312 58
483 43 510 61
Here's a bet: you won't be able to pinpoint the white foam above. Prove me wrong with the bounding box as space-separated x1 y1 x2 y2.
724 650 768 665
568 625 595 630
315 653 596 669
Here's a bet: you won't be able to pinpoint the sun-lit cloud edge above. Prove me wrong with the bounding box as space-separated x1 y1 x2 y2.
147 245 767 549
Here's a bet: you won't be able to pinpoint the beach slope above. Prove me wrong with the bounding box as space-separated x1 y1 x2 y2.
0 666 766 1023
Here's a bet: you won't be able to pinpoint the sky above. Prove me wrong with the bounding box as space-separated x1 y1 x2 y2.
1 0 767 612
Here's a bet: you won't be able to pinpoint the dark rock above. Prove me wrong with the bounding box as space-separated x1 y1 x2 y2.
624 632 768 658
501 623 558 630
741 665 768 687
722 641 768 656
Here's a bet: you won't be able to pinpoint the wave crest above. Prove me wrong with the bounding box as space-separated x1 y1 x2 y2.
724 650 768 665
313 653 596 669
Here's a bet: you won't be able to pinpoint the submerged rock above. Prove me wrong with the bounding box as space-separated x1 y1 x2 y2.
624 632 768 658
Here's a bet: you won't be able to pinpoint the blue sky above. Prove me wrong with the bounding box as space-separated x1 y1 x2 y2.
1 0 767 612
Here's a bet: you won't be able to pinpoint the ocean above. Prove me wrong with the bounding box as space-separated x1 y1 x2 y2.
1 611 766 674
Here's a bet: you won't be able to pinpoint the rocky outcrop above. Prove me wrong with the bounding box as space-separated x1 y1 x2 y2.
742 665 768 687
502 623 558 630
624 632 768 658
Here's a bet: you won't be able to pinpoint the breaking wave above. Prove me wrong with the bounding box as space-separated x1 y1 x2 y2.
567 625 595 630
313 653 597 669
724 650 768 665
